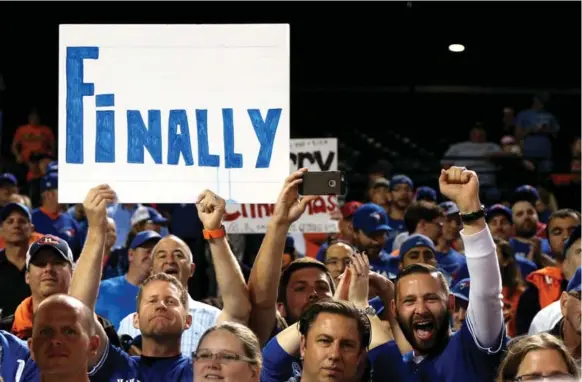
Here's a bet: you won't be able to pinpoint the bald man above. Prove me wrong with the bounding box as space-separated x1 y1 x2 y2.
28 294 99 382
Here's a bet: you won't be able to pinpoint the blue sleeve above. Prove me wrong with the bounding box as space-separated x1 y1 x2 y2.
0 330 35 382
370 341 408 382
260 337 301 382
315 243 328 262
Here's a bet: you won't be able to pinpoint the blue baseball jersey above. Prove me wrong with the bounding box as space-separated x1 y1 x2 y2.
0 330 39 382
89 343 192 382
261 337 401 382
373 320 506 382
31 209 82 259
370 250 398 280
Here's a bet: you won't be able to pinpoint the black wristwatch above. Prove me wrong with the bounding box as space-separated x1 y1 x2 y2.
459 205 486 223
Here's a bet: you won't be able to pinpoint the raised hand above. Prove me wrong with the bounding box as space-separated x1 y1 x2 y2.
196 190 226 230
348 252 370 309
438 166 481 214
271 169 317 226
83 184 116 231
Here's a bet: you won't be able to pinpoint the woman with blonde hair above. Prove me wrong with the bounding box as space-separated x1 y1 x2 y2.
496 332 580 382
193 322 262 382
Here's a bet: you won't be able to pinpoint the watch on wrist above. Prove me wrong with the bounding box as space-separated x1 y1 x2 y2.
203 225 226 240
459 205 486 223
358 305 376 316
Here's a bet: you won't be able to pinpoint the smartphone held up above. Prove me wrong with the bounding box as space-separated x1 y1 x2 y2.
298 171 347 196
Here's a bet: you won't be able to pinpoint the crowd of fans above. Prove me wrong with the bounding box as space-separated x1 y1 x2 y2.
0 92 580 382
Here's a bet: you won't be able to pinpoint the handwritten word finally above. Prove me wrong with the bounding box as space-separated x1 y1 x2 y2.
65 47 282 168
224 196 338 221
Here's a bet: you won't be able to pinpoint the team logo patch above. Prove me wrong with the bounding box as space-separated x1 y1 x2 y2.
37 235 61 245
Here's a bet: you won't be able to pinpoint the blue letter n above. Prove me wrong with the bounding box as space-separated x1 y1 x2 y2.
127 110 163 164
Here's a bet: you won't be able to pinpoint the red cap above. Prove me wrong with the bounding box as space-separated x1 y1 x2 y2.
341 201 363 218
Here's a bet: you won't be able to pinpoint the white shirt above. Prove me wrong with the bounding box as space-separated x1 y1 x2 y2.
528 300 562 335
117 295 221 357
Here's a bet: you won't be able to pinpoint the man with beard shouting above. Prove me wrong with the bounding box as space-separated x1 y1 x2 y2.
372 166 506 382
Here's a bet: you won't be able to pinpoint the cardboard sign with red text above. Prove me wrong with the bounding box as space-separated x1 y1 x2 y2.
223 138 339 233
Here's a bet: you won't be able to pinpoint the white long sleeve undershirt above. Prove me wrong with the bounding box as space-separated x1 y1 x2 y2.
460 225 505 349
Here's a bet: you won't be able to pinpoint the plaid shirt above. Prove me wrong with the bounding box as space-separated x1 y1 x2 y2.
117 295 221 357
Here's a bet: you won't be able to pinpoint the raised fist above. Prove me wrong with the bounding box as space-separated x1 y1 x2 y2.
196 190 226 230
438 167 481 214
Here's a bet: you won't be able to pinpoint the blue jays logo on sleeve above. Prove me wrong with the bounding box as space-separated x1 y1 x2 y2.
458 280 470 289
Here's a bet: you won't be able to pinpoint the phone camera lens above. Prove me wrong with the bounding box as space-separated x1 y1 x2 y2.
328 180 337 188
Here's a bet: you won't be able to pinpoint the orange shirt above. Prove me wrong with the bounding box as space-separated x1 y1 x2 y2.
13 124 55 162
0 232 45 251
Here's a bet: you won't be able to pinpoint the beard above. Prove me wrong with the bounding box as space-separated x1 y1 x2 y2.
516 221 537 238
396 308 451 354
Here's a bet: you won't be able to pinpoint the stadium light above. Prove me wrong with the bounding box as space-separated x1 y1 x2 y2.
448 44 465 53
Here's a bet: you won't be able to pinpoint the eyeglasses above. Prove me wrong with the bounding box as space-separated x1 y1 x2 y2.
512 372 575 382
192 350 256 365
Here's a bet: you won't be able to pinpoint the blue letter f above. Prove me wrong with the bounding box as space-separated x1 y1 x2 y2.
66 47 99 164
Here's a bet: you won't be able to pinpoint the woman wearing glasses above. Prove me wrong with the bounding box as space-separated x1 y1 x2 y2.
193 322 262 382
496 332 579 382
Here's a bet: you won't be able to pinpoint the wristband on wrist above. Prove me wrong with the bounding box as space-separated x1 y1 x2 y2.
459 205 486 223
203 225 226 240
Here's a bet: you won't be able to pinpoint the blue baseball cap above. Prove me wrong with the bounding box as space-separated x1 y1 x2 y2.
563 224 581 259
0 173 17 187
47 161 58 174
352 203 392 235
513 185 539 206
399 234 436 259
0 202 31 223
451 278 470 303
567 267 581 293
440 201 460 216
131 206 168 227
486 204 513 224
26 235 74 269
40 173 58 193
130 230 162 250
389 175 414 191
416 186 437 202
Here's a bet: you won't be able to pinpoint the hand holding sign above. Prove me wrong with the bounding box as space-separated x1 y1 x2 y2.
83 184 116 231
196 190 226 230
439 166 481 214
271 169 317 227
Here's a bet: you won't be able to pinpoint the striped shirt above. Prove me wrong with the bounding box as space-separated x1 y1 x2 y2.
117 295 221 357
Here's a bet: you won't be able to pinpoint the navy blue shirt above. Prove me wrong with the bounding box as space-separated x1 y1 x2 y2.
89 343 193 382
510 238 551 259
453 254 537 287
261 338 401 382
385 217 406 251
373 320 506 382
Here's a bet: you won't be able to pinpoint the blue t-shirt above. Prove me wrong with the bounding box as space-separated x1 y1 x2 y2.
95 276 140 330
261 337 401 382
0 330 39 382
374 320 506 382
510 238 551 259
436 248 466 280
89 343 192 382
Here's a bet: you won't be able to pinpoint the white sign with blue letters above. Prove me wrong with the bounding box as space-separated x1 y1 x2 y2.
58 24 290 204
